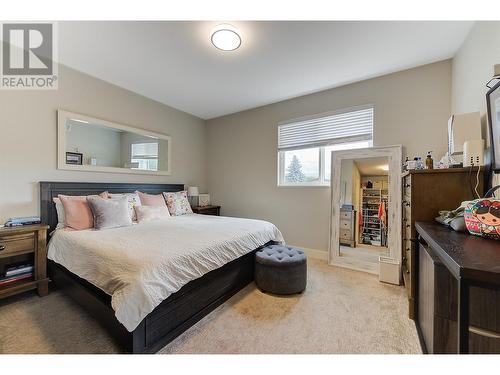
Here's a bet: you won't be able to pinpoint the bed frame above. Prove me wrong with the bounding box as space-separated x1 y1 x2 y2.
40 181 262 353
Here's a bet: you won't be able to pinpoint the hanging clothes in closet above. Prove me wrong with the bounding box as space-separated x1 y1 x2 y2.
378 199 388 247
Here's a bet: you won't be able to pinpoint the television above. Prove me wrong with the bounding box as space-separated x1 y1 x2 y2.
486 80 500 172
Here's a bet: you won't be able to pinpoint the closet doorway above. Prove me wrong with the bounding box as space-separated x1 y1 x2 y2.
329 146 402 276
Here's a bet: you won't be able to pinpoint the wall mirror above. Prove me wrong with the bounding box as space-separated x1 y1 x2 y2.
329 146 402 275
57 110 171 175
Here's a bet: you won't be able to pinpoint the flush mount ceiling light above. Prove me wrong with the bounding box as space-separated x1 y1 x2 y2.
380 165 389 171
210 24 241 51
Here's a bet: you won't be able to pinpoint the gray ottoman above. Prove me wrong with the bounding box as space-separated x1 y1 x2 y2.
255 244 307 295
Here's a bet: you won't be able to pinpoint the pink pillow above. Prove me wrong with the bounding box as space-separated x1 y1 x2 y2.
136 191 167 207
58 195 94 230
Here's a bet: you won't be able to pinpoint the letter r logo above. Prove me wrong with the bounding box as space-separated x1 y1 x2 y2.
2 23 53 75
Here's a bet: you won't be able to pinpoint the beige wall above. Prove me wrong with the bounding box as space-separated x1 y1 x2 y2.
451 21 500 188
451 22 500 118
0 64 206 222
206 60 452 252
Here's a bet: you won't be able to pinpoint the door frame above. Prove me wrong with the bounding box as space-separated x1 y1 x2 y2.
329 145 402 274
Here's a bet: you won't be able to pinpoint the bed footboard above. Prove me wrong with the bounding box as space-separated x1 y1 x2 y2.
48 248 259 353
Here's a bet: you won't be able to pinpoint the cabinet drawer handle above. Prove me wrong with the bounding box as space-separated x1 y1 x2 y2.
0 244 6 251
469 326 500 339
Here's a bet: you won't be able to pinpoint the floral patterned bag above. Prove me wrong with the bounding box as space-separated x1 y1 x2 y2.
464 185 500 240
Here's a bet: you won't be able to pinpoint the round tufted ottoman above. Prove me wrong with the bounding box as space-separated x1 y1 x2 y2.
255 244 307 295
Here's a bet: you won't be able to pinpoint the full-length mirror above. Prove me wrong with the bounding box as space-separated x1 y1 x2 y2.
338 157 390 272
330 146 402 277
57 110 171 175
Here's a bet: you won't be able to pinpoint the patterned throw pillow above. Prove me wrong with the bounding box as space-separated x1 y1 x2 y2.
106 192 142 221
163 191 193 216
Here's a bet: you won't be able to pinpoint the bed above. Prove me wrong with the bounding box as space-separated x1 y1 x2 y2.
40 181 283 353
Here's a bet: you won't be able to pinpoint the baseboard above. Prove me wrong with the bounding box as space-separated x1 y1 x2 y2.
289 245 328 261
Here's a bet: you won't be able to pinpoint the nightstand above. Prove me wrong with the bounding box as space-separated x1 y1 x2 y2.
0 224 49 299
192 205 221 216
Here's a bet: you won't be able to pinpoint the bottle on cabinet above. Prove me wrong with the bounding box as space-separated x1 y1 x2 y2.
425 151 434 169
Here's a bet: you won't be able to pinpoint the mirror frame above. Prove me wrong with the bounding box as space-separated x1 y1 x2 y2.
57 110 172 176
329 145 402 274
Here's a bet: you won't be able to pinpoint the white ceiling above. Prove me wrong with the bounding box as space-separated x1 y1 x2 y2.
58 21 474 120
354 157 389 176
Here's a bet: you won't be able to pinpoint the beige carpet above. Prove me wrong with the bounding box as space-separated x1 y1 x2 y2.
0 259 421 354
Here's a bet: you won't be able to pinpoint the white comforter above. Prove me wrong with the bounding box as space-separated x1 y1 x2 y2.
47 214 284 331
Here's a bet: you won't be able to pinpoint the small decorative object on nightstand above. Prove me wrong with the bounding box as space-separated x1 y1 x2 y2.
0 224 49 299
198 194 210 207
192 205 221 216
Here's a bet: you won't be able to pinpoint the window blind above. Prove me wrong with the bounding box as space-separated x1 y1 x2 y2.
131 142 159 159
278 106 373 151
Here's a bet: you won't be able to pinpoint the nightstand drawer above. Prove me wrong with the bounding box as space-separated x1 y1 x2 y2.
0 233 35 257
192 206 221 216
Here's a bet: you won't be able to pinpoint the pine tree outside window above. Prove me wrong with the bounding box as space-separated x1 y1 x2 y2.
278 106 374 186
285 155 307 183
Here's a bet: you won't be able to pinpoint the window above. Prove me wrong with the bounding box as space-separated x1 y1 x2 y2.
278 106 373 186
131 142 159 171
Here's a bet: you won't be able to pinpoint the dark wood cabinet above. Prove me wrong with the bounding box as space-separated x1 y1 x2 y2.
402 167 485 319
192 205 221 216
0 224 49 299
418 240 458 353
416 222 500 354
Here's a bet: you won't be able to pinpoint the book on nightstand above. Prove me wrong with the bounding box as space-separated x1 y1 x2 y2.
5 264 34 277
0 273 33 286
0 264 34 286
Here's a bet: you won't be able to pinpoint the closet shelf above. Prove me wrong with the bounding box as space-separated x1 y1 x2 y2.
360 186 388 247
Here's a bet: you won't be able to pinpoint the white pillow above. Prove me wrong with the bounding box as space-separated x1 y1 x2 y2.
53 197 66 229
135 205 171 223
108 192 142 221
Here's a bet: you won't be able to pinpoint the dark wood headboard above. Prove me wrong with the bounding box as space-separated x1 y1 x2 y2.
40 181 184 235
